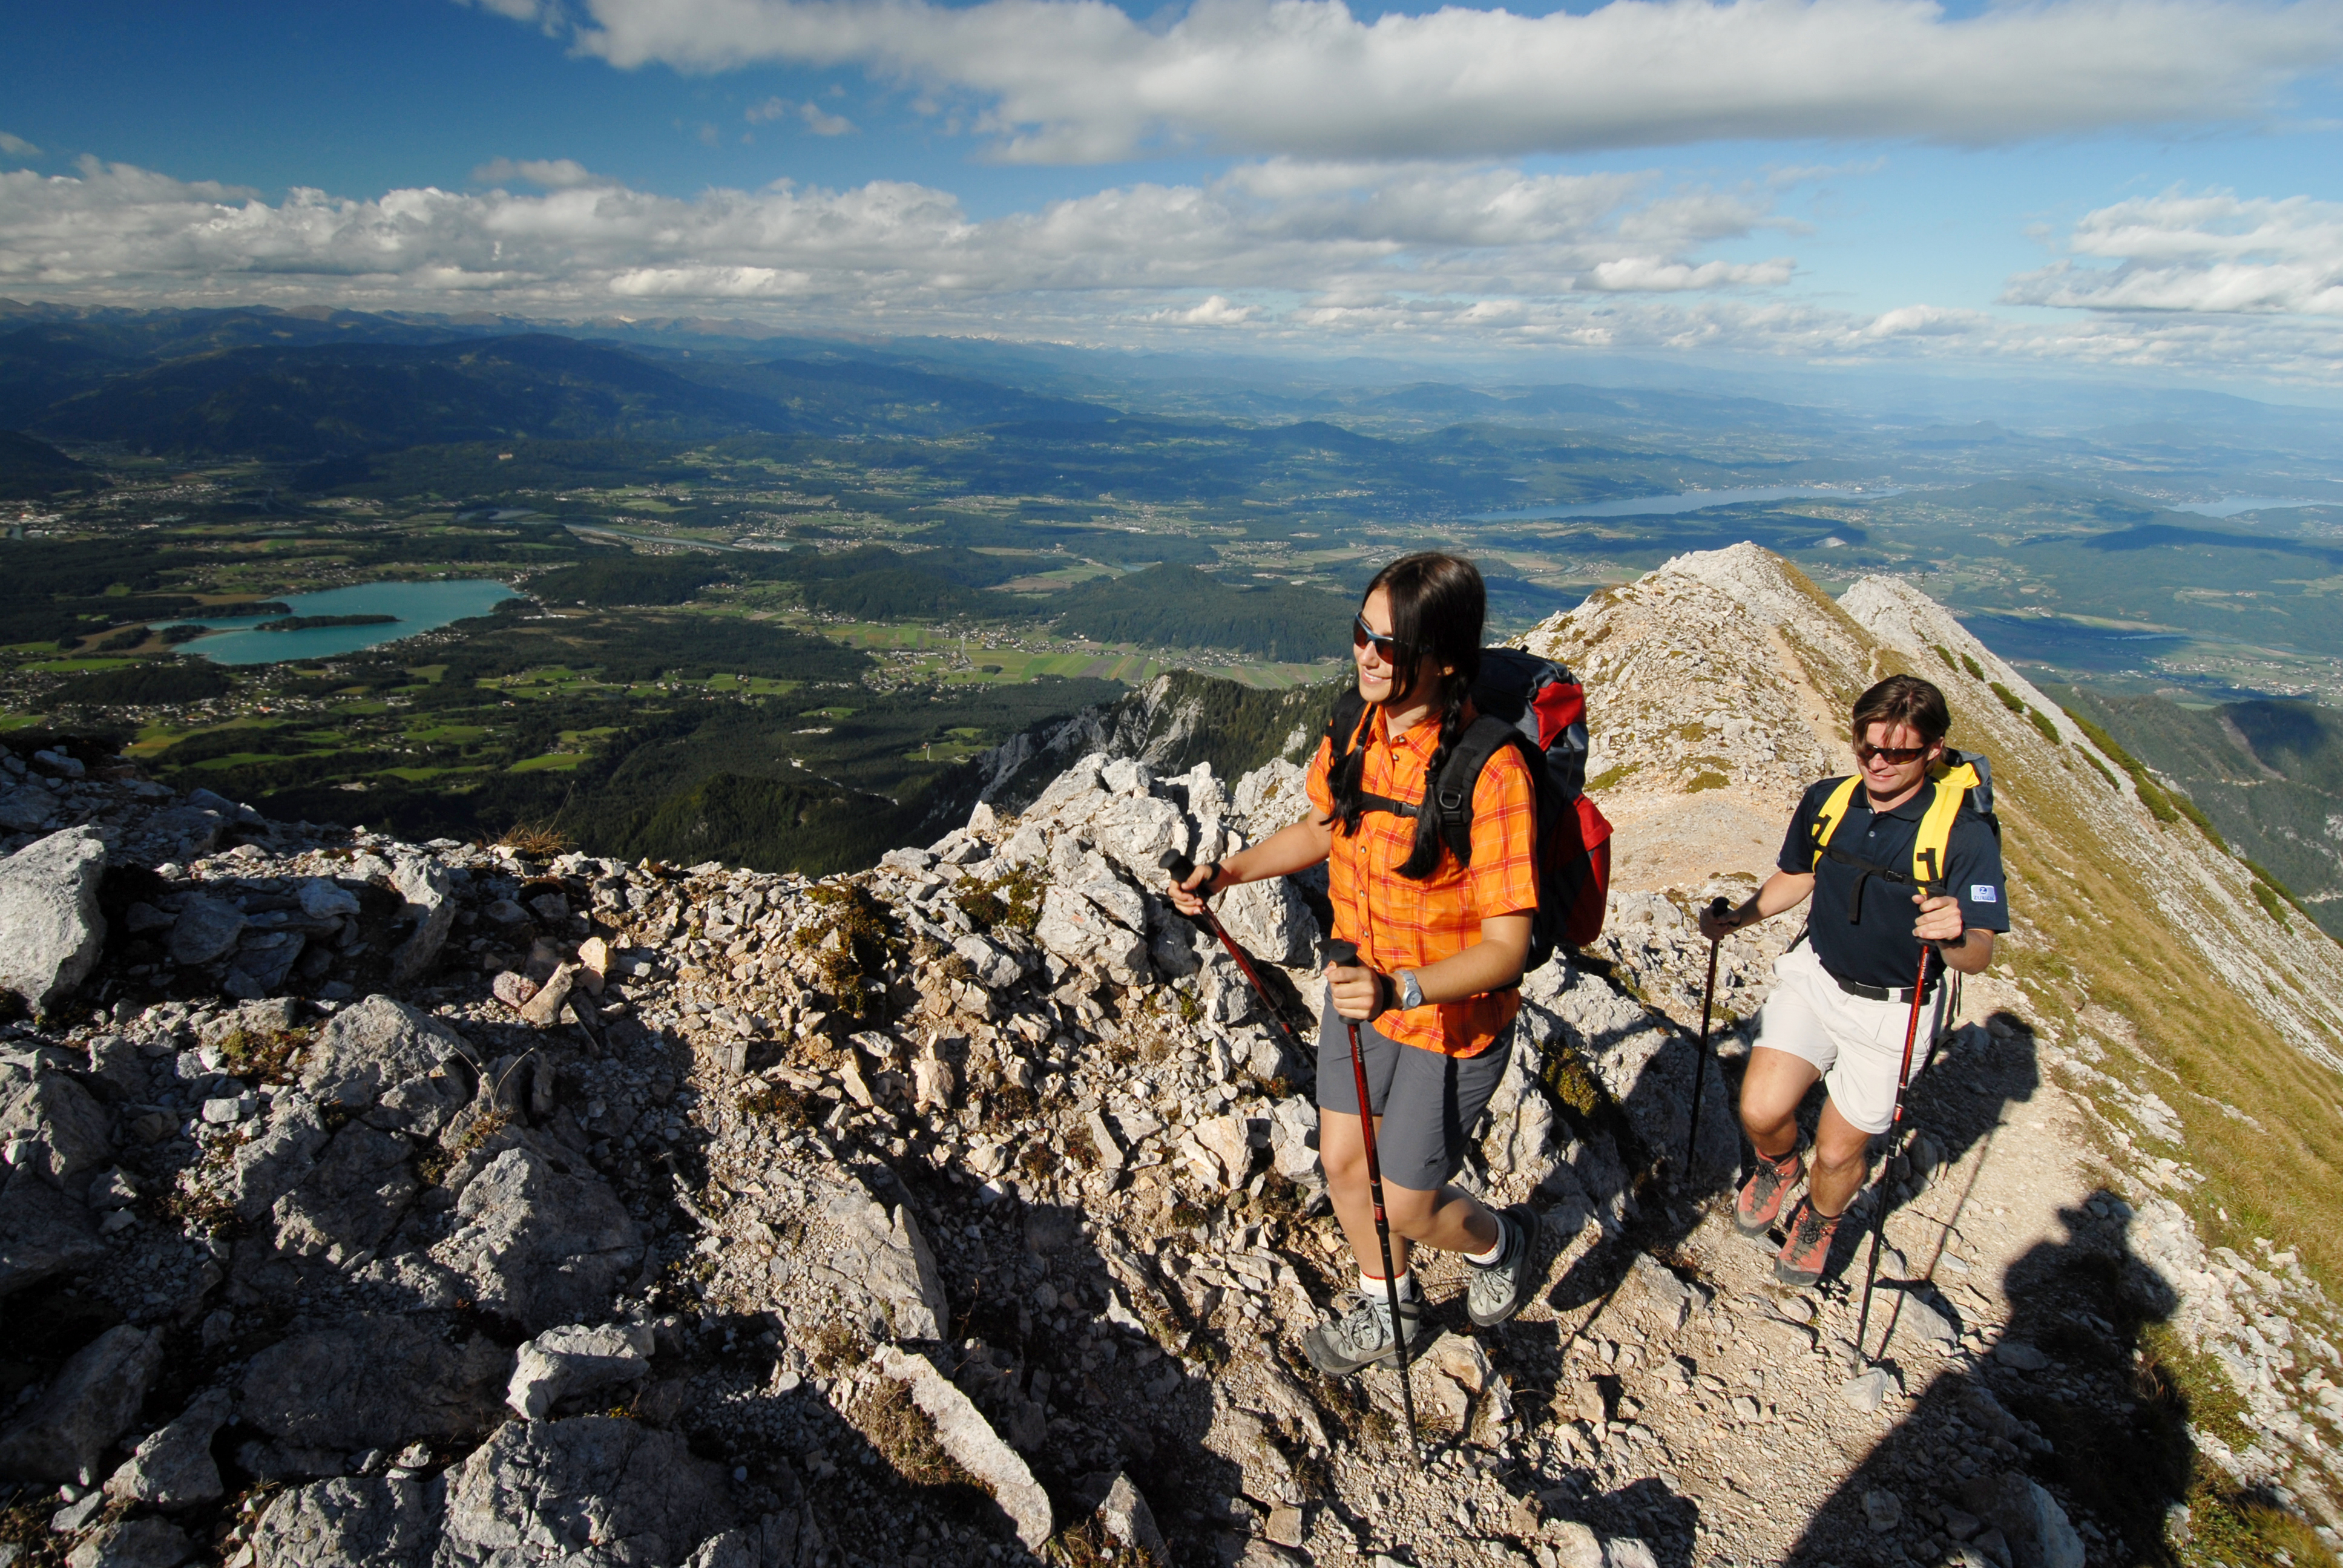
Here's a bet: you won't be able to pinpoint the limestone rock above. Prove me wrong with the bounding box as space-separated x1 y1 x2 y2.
251 1476 445 1568
0 827 108 1015
506 1323 655 1419
387 855 455 987
251 1121 420 1274
951 934 1021 991
104 1386 232 1508
1841 1368 1891 1412
168 895 247 966
430 1146 643 1333
298 877 363 921
241 1315 510 1456
823 1187 948 1341
1096 1472 1167 1560
437 1415 736 1568
1215 876 1318 968
65 1518 191 1568
0 1071 113 1189
1191 1112 1257 1187
1543 1520 1603 1568
1962 1472 2085 1568
0 785 53 832
0 1168 104 1298
518 963 577 1029
1034 885 1149 978
300 994 472 1113
0 1324 163 1484
874 1347 1053 1552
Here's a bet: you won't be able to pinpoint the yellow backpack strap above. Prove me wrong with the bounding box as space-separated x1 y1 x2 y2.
1807 776 1863 871
1912 760 1979 890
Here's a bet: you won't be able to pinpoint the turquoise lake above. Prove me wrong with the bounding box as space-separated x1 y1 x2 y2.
176 580 521 666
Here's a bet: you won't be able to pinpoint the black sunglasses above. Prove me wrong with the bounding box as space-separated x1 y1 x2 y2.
1352 614 1409 660
1854 742 1930 764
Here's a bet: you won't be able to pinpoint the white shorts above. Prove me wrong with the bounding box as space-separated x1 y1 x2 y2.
1753 945 1953 1135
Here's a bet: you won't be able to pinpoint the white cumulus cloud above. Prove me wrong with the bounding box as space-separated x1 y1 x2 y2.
2004 191 2343 315
514 0 2343 162
0 131 40 159
472 157 608 188
9 155 2343 382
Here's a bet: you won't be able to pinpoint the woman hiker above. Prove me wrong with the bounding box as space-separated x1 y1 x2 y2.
1166 551 1543 1373
1697 674 2007 1285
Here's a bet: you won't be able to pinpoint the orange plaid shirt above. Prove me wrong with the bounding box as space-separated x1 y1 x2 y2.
1304 703 1539 1058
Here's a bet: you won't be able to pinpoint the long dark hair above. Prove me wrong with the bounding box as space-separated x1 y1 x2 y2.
1328 553 1485 879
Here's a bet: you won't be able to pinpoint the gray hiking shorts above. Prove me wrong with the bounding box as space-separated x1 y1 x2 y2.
1314 994 1513 1195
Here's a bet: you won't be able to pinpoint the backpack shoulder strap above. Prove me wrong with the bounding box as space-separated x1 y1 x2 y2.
1324 688 1367 758
1912 761 1979 890
1806 776 1863 871
1431 715 1529 864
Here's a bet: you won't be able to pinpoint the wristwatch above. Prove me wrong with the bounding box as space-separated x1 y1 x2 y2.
1396 969 1424 1010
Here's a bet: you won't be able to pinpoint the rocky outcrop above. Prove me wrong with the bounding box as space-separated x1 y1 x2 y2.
240 1316 511 1458
505 1323 654 1419
251 1476 445 1568
0 825 108 1014
436 1417 736 1568
429 1146 643 1333
0 1324 162 1484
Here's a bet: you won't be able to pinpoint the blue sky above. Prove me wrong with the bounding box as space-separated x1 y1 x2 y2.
2 0 2339 390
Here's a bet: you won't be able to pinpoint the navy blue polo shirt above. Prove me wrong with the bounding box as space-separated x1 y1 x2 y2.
1776 776 2009 989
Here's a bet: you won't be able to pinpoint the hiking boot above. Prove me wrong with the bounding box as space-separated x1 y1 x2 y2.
1774 1197 1842 1286
1735 1145 1805 1236
1466 1204 1543 1328
1303 1287 1422 1376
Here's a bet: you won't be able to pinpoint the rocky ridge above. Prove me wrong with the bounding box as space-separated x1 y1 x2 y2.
0 545 2337 1568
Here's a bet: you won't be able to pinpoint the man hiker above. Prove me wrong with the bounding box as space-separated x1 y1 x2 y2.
1697 674 2006 1285
1168 553 1544 1374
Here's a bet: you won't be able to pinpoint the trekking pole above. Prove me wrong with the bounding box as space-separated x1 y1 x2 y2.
1851 906 1939 1368
1157 850 1312 1061
1682 896 1732 1182
1323 937 1423 1466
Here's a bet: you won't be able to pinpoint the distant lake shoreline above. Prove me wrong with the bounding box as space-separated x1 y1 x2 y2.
177 580 519 664
1471 485 1905 522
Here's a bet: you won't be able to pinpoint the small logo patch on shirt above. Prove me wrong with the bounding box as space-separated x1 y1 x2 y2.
1970 884 1999 904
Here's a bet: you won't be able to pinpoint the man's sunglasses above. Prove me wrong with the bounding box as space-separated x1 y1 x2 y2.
1352 615 1410 660
1855 742 1931 764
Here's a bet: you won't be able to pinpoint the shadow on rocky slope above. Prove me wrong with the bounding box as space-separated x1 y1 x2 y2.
1786 1179 2209 1568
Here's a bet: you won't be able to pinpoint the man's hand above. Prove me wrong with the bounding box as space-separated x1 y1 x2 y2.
1327 957 1386 1022
1912 890 1967 945
1698 900 1746 942
1166 862 1219 917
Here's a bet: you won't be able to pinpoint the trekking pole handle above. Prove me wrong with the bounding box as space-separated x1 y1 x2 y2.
1706 896 1732 925
1324 939 1359 967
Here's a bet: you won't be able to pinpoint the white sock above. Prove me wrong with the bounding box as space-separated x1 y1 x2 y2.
1465 1228 1507 1267
1362 1270 1416 1301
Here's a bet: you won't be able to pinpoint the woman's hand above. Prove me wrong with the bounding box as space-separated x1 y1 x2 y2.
1166 861 1220 917
1327 957 1387 1022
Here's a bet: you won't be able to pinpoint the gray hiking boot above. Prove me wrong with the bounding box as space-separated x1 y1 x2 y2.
1466 1204 1543 1328
1303 1288 1422 1376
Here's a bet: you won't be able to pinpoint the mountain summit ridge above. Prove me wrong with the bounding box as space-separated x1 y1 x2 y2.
1 545 2341 1564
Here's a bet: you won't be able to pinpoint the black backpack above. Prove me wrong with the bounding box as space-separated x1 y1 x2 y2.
1323 647 1614 970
